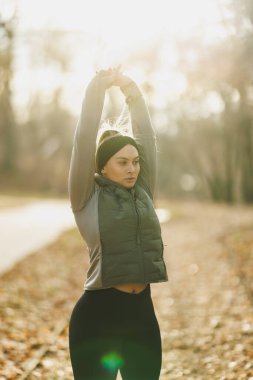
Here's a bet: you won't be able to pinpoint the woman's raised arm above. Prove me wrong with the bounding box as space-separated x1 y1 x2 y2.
68 71 117 212
119 77 157 197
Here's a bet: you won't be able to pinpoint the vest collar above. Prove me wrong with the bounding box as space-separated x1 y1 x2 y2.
95 173 137 197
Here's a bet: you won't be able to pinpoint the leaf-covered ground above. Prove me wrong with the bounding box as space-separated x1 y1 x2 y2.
1 200 253 380
0 229 84 380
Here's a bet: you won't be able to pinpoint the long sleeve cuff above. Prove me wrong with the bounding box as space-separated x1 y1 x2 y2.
120 81 143 105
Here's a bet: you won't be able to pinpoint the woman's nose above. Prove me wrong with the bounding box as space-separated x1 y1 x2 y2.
127 163 135 172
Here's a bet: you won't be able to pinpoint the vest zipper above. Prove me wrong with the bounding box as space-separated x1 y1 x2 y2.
131 191 141 245
136 208 141 245
130 190 146 283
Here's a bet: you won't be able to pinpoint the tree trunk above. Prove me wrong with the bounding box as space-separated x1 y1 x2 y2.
0 15 16 173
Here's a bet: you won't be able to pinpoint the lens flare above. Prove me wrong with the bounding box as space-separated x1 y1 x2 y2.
101 352 124 371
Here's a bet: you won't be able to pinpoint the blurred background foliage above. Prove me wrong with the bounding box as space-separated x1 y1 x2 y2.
0 0 253 203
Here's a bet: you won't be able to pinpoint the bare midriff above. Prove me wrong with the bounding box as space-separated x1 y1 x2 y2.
113 283 148 294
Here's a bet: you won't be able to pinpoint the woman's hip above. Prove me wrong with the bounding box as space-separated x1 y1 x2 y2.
69 284 157 330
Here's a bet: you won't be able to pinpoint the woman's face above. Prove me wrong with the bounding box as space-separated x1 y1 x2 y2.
102 144 140 188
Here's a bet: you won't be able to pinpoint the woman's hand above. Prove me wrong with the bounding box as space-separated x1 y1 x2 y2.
112 68 134 89
96 67 120 89
96 66 134 89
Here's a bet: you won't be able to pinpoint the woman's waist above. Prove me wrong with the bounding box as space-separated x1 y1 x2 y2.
112 283 148 294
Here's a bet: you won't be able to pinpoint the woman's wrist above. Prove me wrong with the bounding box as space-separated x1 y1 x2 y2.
120 80 134 91
120 80 142 104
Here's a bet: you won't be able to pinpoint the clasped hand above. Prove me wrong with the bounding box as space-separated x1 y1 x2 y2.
96 66 133 89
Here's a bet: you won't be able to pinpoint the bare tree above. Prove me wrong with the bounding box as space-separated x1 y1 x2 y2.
0 6 16 173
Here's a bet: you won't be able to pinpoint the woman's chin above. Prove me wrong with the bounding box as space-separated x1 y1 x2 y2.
123 180 136 188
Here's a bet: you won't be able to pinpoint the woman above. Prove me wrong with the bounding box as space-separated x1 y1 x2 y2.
68 67 168 380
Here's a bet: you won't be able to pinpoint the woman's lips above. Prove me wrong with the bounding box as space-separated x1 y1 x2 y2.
125 177 136 181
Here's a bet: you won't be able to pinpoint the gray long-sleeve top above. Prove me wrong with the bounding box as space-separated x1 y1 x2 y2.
68 74 159 290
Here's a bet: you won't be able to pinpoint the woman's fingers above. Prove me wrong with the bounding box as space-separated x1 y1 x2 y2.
96 66 121 76
96 66 133 89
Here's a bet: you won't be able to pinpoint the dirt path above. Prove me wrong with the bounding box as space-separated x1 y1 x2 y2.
152 201 253 380
0 200 75 274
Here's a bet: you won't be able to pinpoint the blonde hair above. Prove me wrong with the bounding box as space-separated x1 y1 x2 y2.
96 105 132 146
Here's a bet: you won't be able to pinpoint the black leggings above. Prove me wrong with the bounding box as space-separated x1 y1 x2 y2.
68 285 161 380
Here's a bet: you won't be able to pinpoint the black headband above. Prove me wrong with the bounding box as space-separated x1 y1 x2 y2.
95 135 139 174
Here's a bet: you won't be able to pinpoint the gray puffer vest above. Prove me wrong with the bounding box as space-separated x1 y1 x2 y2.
95 174 168 287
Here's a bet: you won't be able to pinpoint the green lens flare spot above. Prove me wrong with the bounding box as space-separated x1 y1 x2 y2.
101 352 124 371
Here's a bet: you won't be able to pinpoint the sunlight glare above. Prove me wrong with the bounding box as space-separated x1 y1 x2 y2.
18 0 226 61
14 0 230 115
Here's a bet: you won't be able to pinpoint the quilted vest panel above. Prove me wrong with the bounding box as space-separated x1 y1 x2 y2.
95 175 168 287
